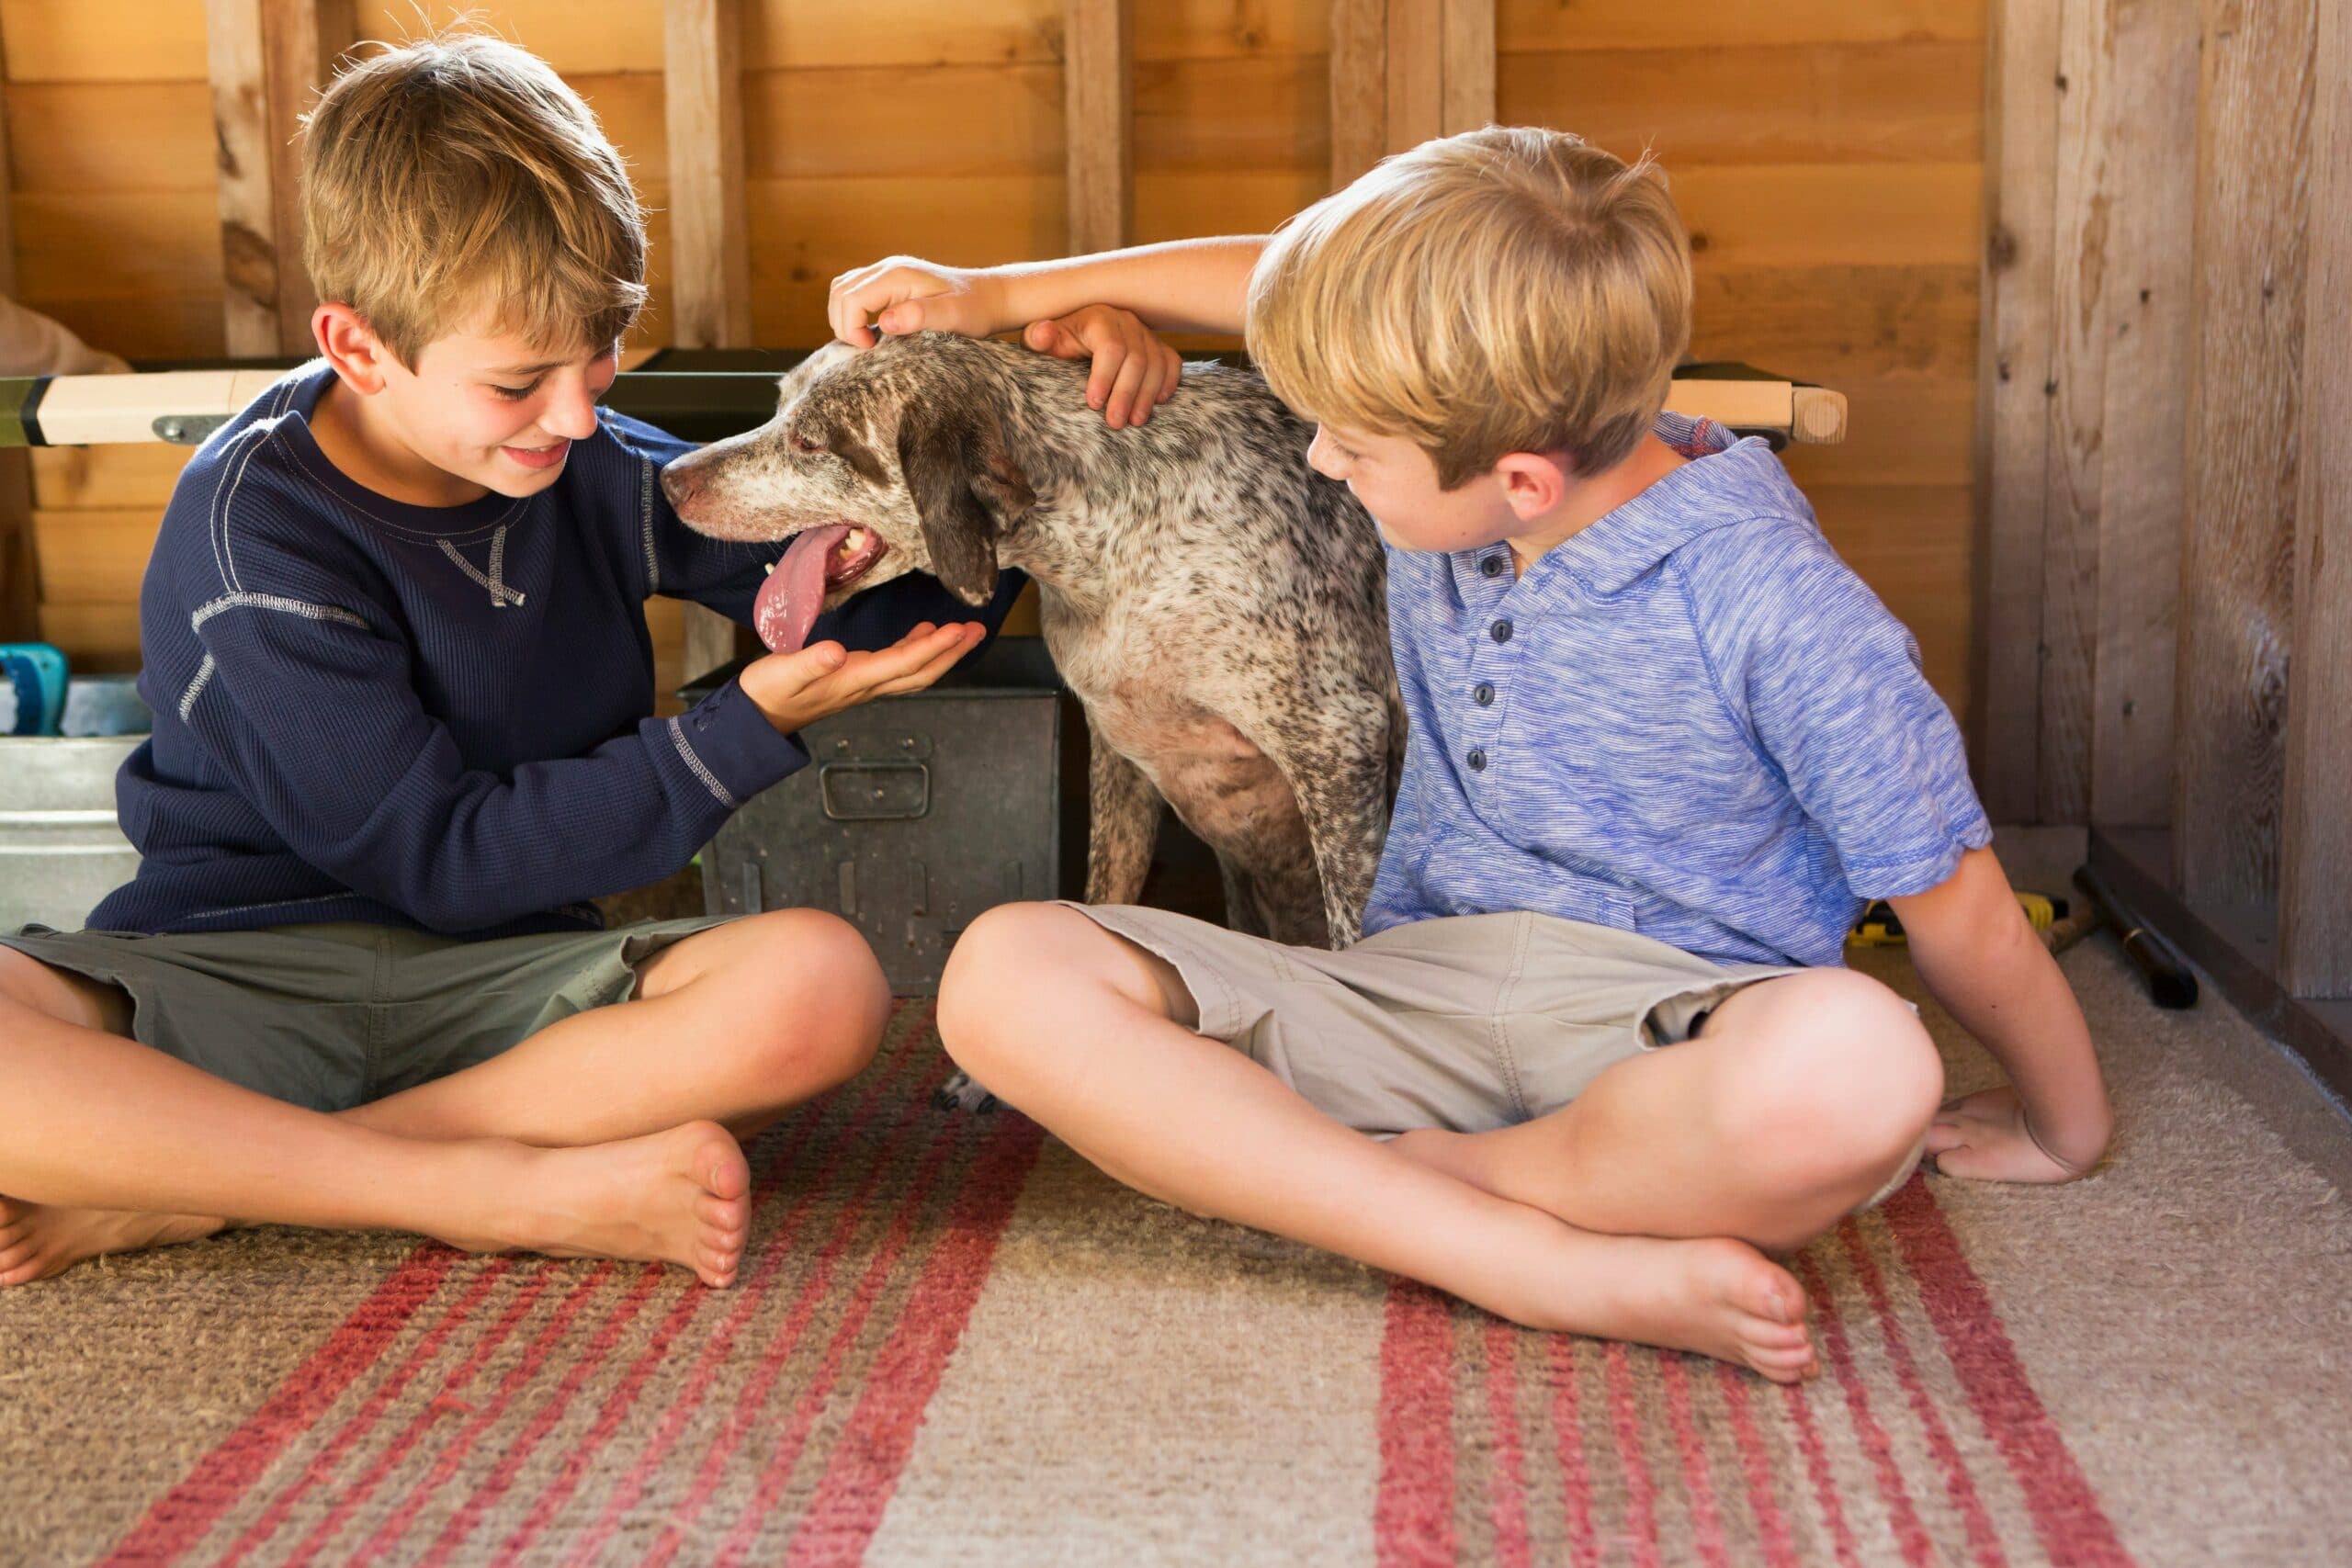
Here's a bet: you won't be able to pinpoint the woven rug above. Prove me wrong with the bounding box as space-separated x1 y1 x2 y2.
6 886 2352 1562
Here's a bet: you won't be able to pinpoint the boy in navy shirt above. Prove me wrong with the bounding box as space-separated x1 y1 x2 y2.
0 33 1158 1288
834 129 2114 1380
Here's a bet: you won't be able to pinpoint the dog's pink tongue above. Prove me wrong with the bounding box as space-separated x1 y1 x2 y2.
753 525 852 654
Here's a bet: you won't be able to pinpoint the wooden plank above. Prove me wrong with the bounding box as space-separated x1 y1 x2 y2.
663 0 752 349
2281 0 2352 997
0 39 30 642
2088 0 2199 829
1385 0 1442 151
1063 0 1132 254
2 82 220 194
1670 163 1981 270
29 446 195 512
0 2 210 83
662 0 752 685
1498 42 1983 166
261 0 355 352
205 0 279 357
353 1 665 74
2034 0 2113 826
1438 0 1493 134
1329 0 1385 186
1497 0 1985 52
2177 0 2315 908
34 601 141 671
29 509 163 604
1971 0 2064 822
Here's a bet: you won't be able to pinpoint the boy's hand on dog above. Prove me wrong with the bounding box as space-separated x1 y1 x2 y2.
831 258 1178 427
1021 305 1182 428
830 256 1006 347
1926 1085 2093 1184
739 621 985 736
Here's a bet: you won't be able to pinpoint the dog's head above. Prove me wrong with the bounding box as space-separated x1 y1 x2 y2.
661 334 1036 651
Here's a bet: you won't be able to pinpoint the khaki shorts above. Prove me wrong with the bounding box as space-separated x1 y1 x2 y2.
1064 903 1926 1210
0 916 731 1113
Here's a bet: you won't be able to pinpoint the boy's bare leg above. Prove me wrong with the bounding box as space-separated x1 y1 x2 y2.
0 910 886 1280
937 905 1822 1382
1388 968 1943 1254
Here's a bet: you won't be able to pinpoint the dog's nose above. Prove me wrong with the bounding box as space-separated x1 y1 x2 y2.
660 465 698 513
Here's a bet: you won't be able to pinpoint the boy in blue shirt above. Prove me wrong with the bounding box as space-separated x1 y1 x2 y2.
831 129 2113 1381
0 33 1162 1289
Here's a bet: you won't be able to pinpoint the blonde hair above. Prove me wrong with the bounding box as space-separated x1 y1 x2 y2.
1247 127 1691 488
300 30 648 366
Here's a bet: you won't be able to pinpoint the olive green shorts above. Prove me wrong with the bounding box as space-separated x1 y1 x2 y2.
0 916 732 1113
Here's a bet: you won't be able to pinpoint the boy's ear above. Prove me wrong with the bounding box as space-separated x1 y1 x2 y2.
313 303 390 394
1495 449 1571 519
894 393 1035 606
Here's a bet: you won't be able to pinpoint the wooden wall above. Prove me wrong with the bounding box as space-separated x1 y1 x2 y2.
3 0 1986 726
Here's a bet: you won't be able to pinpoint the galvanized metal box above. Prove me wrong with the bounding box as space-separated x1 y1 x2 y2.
694 637 1087 994
1 735 145 932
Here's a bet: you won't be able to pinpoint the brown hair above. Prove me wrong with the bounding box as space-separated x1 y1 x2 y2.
1247 127 1691 487
300 29 648 365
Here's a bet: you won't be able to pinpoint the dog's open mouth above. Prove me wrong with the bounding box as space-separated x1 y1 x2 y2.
752 524 889 654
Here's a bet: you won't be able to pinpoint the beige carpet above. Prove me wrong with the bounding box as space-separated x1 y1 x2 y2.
4 830 2349 1565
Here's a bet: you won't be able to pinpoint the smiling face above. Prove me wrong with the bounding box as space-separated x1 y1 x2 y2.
314 305 623 506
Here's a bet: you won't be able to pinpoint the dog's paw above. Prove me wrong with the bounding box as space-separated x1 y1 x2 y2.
933 1070 1001 1114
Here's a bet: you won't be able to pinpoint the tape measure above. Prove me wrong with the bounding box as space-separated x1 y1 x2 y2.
1848 891 2066 948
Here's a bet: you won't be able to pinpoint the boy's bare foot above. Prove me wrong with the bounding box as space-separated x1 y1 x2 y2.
1484 1213 1820 1383
0 1194 223 1286
460 1122 752 1287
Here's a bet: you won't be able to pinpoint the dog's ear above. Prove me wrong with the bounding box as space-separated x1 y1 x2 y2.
895 397 1032 606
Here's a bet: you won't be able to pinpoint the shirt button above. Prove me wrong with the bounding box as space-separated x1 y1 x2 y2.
1466 748 1487 772
1481 555 1505 578
1490 618 1514 643
1474 682 1495 706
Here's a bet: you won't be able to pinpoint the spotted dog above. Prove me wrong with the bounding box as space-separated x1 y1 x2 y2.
662 331 1401 975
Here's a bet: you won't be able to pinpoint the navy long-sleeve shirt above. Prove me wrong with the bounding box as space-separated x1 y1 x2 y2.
89 361 1016 938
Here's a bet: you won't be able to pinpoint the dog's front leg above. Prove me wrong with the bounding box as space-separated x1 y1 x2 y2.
1084 728 1163 906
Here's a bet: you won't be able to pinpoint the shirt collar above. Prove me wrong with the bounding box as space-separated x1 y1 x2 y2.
1457 412 1811 599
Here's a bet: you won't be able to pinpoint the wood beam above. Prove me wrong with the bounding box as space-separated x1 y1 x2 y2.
1063 0 1131 255
204 0 352 358
662 0 753 684
1332 0 1495 187
0 36 29 641
2281 0 2352 997
2176 0 2316 910
1970 0 2064 822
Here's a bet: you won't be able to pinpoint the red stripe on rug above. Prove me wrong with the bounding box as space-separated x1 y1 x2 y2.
1601 1341 1663 1568
1797 1251 1935 1567
98 1244 460 1568
1658 1357 1729 1568
1881 1179 2136 1567
279 1261 563 1566
1780 1368 1863 1568
1838 1217 2009 1566
219 1259 519 1568
778 1111 1049 1564
349 1260 617 1566
1713 1364 1800 1568
418 1263 665 1566
1544 1339 1600 1568
1480 1323 1532 1568
556 1036 957 1567
492 1026 934 1564
644 1100 973 1561
1373 1280 1457 1568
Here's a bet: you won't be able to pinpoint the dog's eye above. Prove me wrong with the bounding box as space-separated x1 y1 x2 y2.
789 431 825 456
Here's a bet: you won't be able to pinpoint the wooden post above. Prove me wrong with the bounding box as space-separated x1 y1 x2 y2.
1970 0 2064 822
1064 0 1131 256
2176 0 2316 911
663 0 752 350
2281 0 2350 997
0 35 31 642
205 0 352 358
662 0 752 682
1331 1 1494 191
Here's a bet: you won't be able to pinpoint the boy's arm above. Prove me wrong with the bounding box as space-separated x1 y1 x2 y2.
828 237 1263 346
1891 848 2115 1181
